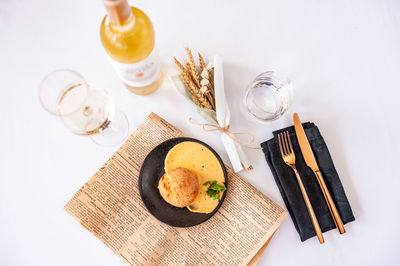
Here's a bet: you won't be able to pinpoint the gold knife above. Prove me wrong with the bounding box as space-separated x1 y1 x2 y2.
293 113 346 234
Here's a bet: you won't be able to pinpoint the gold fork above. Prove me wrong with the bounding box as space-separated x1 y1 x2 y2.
278 131 325 244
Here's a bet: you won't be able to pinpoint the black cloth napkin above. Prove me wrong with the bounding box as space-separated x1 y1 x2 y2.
261 122 355 241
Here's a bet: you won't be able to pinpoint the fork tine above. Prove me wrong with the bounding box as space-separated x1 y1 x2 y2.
278 133 285 156
284 131 291 153
286 131 294 154
280 133 288 155
283 131 290 155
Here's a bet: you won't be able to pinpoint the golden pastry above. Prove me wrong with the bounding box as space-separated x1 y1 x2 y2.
158 167 199 208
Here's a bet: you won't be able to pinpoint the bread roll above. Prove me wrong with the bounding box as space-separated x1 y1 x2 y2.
158 167 199 207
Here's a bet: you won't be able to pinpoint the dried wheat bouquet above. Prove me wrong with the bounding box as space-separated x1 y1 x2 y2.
169 48 252 172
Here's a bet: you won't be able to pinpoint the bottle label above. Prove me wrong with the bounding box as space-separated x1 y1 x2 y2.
109 48 161 87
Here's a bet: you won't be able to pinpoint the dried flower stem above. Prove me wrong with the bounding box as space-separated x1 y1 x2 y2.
186 79 212 109
184 62 215 109
208 69 215 91
206 69 215 106
205 91 215 110
185 61 198 86
175 58 212 109
181 77 203 107
198 53 206 72
180 74 201 107
185 61 215 110
198 52 216 109
185 47 201 88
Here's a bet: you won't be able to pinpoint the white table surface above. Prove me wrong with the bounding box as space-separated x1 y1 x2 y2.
1 0 399 265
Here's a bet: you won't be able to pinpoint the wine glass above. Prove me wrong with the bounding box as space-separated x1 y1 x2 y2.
39 69 129 146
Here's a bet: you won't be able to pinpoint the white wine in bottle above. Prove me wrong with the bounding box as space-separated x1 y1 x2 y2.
100 0 162 95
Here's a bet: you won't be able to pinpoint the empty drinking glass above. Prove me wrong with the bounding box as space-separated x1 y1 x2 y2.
241 71 293 123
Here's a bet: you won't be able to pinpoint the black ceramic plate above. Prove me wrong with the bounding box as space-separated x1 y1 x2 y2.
138 137 228 227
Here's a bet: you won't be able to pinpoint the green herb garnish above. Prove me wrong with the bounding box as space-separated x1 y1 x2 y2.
203 181 226 200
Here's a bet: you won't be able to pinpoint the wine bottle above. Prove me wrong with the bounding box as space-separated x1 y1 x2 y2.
100 0 162 95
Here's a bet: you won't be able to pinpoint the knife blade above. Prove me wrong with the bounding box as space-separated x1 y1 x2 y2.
293 112 346 234
293 113 319 171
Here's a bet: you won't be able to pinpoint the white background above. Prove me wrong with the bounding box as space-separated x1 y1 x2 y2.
1 0 399 265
